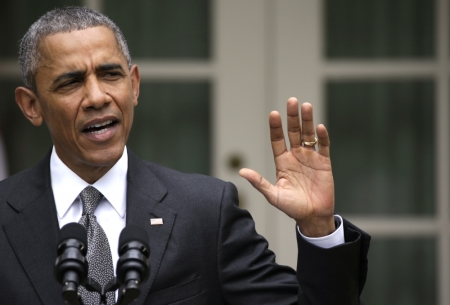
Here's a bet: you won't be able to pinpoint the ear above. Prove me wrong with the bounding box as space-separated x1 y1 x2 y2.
15 86 44 126
129 64 140 107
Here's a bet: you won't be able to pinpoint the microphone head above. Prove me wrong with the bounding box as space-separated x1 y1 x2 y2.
118 225 149 255
58 223 87 255
55 223 88 286
117 225 151 285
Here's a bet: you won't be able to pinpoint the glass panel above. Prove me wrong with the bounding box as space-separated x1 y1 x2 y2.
0 0 82 57
105 0 210 59
325 0 434 58
326 80 434 215
362 237 436 305
0 80 53 175
127 82 210 175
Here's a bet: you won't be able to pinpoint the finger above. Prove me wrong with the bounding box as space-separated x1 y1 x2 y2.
239 168 277 203
269 111 287 157
316 124 330 157
286 97 302 149
300 103 316 150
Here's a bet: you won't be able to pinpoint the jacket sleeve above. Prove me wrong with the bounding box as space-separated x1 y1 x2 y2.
217 182 299 305
296 218 371 305
217 182 371 305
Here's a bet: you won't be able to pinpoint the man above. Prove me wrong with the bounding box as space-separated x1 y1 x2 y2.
0 6 370 305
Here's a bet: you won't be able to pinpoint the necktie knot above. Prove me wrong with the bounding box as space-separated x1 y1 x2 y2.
80 186 103 215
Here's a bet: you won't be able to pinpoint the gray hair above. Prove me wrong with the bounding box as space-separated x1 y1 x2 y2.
19 6 131 93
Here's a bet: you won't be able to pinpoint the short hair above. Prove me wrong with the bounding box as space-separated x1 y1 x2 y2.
18 6 131 93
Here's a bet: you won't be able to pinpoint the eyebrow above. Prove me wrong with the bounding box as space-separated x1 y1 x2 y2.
96 63 126 73
53 70 86 86
51 63 126 87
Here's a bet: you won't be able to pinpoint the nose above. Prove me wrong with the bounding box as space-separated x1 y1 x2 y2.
82 77 110 110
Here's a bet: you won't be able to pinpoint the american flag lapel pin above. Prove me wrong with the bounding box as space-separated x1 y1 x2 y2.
150 218 163 226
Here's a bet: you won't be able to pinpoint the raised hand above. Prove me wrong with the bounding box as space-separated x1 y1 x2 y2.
239 98 335 237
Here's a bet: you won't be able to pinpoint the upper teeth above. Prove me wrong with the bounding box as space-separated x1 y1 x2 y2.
89 120 112 129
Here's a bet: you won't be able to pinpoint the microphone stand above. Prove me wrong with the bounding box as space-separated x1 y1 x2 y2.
62 276 142 305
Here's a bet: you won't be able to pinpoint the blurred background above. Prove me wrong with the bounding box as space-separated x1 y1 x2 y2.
0 0 447 304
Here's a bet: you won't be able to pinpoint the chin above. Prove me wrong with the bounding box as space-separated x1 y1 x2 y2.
84 146 125 167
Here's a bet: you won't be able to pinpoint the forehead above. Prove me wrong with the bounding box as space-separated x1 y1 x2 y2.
36 26 125 73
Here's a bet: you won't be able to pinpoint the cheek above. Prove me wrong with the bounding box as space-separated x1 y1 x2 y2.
117 94 136 119
122 107 134 133
43 104 77 135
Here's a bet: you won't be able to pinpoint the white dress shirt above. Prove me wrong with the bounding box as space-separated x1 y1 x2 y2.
51 147 127 275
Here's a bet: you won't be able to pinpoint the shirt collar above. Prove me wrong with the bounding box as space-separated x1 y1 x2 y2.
50 147 128 219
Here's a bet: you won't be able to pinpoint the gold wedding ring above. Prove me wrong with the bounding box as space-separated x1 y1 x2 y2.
302 137 318 147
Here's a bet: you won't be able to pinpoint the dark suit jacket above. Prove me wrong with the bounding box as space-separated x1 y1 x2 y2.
0 149 370 305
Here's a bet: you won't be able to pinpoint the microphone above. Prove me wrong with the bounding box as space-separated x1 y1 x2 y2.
116 225 150 303
54 223 88 305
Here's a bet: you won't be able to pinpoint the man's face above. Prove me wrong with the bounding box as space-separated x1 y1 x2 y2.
32 26 139 181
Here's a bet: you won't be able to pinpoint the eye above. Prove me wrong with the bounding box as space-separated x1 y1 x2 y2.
103 71 123 79
57 79 80 90
64 79 79 85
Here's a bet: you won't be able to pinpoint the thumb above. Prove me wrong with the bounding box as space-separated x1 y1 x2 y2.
239 168 276 203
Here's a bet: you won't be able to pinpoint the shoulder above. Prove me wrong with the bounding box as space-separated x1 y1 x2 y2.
128 153 239 215
0 160 51 227
0 164 46 198
127 149 229 192
0 152 51 210
146 160 227 188
0 151 50 189
143 160 236 200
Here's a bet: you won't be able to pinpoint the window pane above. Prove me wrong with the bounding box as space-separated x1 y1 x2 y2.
325 0 434 58
326 80 434 215
362 237 436 305
127 82 210 175
105 0 210 59
0 80 53 175
0 0 82 57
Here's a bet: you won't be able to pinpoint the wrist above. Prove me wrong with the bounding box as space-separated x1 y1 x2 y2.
296 215 336 237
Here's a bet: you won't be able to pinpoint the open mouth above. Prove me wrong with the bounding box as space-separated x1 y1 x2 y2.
83 120 118 135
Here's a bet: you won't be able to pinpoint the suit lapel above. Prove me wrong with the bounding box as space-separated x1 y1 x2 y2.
126 151 176 305
3 152 62 304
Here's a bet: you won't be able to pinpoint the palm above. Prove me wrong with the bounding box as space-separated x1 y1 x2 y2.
272 147 334 221
240 98 335 236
